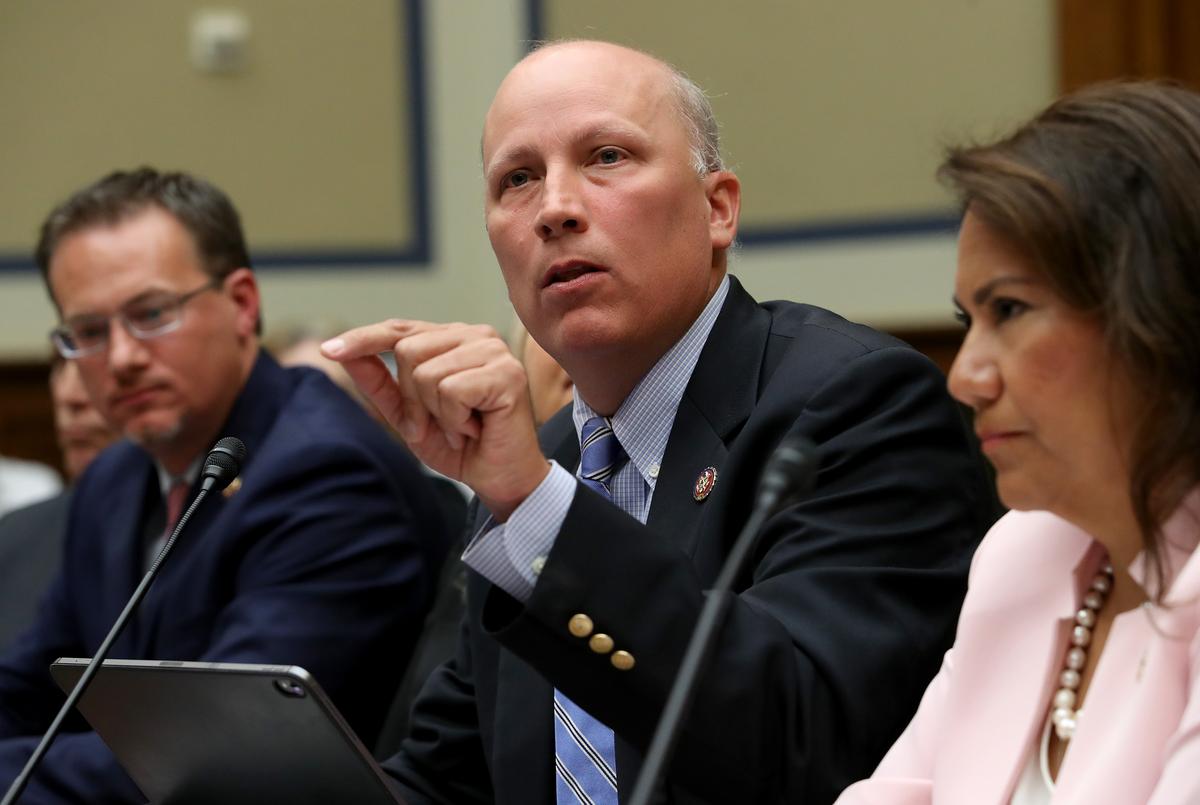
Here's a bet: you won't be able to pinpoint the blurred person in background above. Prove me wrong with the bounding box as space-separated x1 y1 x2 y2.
49 354 120 482
510 318 574 427
0 454 60 520
0 356 119 652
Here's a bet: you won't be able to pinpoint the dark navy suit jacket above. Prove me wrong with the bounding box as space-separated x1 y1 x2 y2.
0 352 452 803
384 277 998 804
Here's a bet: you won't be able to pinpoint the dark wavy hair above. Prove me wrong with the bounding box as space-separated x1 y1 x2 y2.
36 167 259 331
939 81 1200 597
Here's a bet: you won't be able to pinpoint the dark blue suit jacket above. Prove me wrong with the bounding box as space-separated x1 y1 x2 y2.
0 352 452 803
385 277 998 804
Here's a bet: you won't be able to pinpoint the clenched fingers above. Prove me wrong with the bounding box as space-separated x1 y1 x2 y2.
321 319 445 436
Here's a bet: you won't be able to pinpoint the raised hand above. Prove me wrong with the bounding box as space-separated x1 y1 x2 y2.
322 320 550 520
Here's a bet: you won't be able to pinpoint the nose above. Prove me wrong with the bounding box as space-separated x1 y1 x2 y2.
106 318 152 377
535 166 588 241
946 330 1000 410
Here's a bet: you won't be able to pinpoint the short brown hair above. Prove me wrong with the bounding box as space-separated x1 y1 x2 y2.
36 167 257 330
37 167 252 286
940 81 1200 597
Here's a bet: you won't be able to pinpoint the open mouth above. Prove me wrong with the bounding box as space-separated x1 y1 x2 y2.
545 262 604 286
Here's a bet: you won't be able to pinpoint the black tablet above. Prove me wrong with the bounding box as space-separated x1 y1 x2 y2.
50 658 405 805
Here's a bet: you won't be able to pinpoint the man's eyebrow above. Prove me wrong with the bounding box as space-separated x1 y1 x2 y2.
578 122 645 141
484 144 539 178
63 287 176 321
484 123 649 177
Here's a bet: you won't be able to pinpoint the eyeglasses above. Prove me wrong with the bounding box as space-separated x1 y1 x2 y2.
50 279 220 359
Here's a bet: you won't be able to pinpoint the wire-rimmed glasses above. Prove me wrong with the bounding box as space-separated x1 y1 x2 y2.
50 279 220 359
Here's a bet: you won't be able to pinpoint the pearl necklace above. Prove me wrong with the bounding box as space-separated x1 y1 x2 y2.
1050 563 1114 740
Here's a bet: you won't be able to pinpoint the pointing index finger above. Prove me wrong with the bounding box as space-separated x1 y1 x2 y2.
321 319 434 362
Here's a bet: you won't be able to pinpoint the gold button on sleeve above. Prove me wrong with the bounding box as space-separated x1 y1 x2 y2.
588 634 614 654
568 614 594 638
611 650 635 671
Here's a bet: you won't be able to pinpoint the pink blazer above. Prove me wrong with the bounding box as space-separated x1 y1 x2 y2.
836 500 1200 805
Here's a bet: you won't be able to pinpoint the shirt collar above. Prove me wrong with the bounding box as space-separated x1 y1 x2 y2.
573 274 730 489
154 455 204 497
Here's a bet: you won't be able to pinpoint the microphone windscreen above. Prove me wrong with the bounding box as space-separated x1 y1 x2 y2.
212 436 247 467
202 436 247 492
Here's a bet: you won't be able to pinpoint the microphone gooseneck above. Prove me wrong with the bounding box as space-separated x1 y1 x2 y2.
628 430 819 805
1 437 247 805
755 432 819 513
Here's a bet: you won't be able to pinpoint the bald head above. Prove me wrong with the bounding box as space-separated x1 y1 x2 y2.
485 40 722 177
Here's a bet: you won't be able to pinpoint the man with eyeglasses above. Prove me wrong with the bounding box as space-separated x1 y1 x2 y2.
0 168 453 803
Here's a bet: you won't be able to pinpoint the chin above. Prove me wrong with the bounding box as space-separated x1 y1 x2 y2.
125 416 185 450
994 476 1048 514
554 318 629 356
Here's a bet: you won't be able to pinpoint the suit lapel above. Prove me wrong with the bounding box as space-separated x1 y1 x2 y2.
135 478 229 655
122 351 288 656
646 277 770 560
646 394 727 558
98 456 156 655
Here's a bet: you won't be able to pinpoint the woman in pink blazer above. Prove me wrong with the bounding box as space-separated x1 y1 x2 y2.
836 82 1200 804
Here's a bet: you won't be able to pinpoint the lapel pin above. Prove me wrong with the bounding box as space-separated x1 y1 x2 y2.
222 476 242 499
693 466 718 501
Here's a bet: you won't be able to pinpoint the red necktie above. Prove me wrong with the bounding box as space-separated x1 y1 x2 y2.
163 481 189 539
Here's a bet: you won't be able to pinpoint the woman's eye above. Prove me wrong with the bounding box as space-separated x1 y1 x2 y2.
953 308 971 329
991 297 1028 322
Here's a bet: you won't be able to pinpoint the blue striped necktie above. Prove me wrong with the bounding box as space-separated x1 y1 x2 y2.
555 417 625 804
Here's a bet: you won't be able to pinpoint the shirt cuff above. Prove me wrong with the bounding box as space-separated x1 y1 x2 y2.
461 460 576 602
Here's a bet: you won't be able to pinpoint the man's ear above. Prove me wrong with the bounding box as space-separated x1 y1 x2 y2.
224 267 260 339
706 170 741 251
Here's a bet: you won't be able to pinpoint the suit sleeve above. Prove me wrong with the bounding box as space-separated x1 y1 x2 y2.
378 618 496 804
484 346 990 802
830 651 950 805
0 441 447 804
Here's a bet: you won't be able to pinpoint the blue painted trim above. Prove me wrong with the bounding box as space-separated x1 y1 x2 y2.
738 212 960 246
524 0 961 249
526 0 545 46
401 0 433 264
0 0 432 275
0 256 41 272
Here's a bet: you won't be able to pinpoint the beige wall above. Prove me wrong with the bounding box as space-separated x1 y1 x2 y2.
547 0 1055 227
0 0 1055 358
0 1 413 253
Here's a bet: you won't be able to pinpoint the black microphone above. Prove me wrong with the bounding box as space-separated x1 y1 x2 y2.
201 436 246 493
1 437 247 805
628 429 818 805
